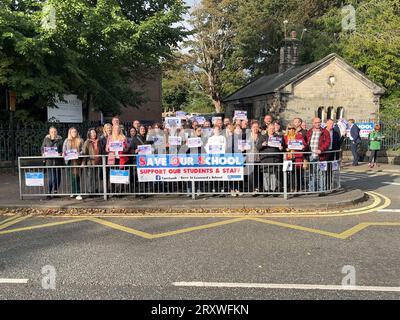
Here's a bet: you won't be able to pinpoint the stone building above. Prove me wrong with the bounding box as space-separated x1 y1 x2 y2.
223 31 385 125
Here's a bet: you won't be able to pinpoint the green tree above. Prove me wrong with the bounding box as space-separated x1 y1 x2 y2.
0 0 188 118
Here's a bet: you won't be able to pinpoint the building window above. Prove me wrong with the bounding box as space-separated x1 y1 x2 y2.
327 106 334 120
336 107 344 120
317 106 325 122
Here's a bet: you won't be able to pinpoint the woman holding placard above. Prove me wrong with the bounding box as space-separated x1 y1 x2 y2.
41 127 63 198
106 125 129 167
82 128 102 196
63 127 84 200
284 124 307 192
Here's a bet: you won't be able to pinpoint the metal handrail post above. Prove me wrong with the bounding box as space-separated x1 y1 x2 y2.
102 155 107 200
18 157 23 200
283 170 288 200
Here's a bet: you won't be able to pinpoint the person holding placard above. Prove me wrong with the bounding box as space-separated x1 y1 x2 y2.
106 125 129 168
306 118 331 192
106 125 129 196
63 127 84 200
82 128 102 196
284 124 307 192
244 121 263 195
41 127 63 197
257 124 284 194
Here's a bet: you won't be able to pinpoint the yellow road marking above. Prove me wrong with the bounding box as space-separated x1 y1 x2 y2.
249 218 400 239
23 191 391 219
0 215 21 226
152 217 248 239
248 218 344 239
89 217 247 239
0 215 399 240
88 217 154 239
0 218 86 235
0 215 31 231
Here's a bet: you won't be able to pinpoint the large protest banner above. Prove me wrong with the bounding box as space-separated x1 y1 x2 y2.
136 154 244 182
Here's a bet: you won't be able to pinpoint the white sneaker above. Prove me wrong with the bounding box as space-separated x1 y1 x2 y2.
70 195 75 198
76 195 83 200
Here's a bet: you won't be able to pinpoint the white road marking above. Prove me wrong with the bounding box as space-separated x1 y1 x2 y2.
0 278 29 284
383 182 400 186
378 209 400 213
172 282 400 292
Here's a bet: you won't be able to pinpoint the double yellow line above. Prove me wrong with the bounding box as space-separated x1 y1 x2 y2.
0 215 31 231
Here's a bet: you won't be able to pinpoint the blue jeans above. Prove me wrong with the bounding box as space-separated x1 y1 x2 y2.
47 168 61 194
309 159 326 192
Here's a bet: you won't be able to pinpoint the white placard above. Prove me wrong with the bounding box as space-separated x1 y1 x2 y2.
234 110 247 120
267 137 282 148
25 172 44 187
64 149 79 161
165 117 181 128
47 94 83 123
110 170 130 184
168 136 182 146
239 140 251 151
176 111 187 119
207 144 224 154
212 117 222 124
109 141 123 152
319 161 328 171
287 140 304 151
195 116 206 125
138 145 152 155
283 160 293 172
332 160 340 171
43 147 59 157
187 137 202 148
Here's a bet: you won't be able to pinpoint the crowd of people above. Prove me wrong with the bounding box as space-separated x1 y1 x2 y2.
39 114 381 199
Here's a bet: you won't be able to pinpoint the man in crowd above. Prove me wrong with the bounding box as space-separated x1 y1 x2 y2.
326 119 342 160
348 119 361 166
306 117 331 192
223 118 231 128
261 114 273 133
293 117 308 141
132 120 141 131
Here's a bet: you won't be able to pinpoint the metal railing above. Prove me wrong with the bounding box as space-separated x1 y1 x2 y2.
18 151 342 200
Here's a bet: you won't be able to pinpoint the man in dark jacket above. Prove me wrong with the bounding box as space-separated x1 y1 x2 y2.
348 119 361 166
41 127 63 196
326 119 342 160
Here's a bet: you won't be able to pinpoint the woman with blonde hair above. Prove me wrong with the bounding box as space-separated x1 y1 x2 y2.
106 125 129 167
99 123 112 154
63 127 84 200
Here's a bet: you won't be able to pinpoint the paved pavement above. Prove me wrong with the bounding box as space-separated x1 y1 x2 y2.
0 162 399 300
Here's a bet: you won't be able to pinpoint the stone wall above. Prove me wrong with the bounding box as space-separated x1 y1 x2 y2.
282 58 379 124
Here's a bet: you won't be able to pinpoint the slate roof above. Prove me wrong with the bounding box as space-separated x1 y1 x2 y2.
222 53 385 102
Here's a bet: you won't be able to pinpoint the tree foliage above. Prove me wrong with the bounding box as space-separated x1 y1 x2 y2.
179 0 399 117
0 0 188 117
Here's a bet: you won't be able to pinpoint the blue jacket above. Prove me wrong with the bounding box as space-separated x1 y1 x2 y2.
350 124 361 144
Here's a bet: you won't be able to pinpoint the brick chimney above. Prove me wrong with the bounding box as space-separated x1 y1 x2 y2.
279 30 302 73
